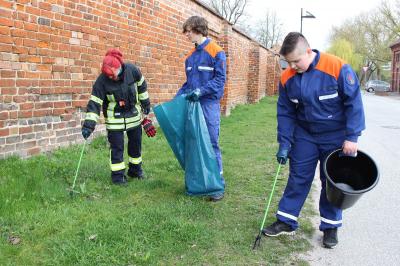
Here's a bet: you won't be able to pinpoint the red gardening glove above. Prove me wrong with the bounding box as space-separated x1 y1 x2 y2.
141 118 156 137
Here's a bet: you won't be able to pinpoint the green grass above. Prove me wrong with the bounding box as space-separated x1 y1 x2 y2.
0 97 314 265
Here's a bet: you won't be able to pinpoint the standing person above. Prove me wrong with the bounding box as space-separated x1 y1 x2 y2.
81 49 156 186
175 16 227 201
262 32 365 248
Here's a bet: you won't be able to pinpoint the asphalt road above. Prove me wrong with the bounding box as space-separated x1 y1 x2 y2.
301 92 400 265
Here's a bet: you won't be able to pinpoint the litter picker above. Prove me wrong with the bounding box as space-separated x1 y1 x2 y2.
68 140 87 197
253 163 283 250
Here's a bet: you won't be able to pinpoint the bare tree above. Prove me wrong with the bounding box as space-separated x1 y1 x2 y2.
254 10 284 48
205 0 249 25
378 0 400 39
329 7 393 82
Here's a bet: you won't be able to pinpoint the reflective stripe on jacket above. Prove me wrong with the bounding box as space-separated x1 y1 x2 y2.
176 38 226 102
83 63 150 131
277 50 365 150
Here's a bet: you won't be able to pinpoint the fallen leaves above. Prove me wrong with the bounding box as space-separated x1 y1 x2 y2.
8 235 21 245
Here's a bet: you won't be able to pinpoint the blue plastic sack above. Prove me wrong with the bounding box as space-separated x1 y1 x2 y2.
154 95 224 196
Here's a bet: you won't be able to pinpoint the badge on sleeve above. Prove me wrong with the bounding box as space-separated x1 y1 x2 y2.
345 72 356 85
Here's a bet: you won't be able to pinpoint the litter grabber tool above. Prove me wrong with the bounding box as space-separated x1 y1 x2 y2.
68 140 87 197
253 163 283 250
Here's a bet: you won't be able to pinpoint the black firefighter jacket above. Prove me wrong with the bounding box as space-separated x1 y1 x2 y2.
83 63 150 131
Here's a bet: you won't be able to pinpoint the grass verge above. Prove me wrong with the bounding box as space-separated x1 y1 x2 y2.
0 97 314 265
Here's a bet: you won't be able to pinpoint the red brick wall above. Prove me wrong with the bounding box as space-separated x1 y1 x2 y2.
391 42 400 93
266 53 281 95
222 28 251 114
0 0 280 158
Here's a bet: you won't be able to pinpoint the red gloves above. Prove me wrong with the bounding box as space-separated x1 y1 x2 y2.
141 118 156 137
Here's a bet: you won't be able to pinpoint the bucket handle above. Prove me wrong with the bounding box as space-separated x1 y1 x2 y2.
338 150 357 158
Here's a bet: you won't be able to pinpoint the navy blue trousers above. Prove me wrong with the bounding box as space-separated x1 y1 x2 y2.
276 125 344 231
201 101 223 174
107 126 142 182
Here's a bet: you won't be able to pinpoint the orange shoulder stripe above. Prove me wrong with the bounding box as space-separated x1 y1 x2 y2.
204 41 223 58
315 52 346 80
185 48 196 60
281 68 297 86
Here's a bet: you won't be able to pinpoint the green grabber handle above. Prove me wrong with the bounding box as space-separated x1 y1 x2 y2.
258 163 282 231
70 141 86 194
253 163 282 250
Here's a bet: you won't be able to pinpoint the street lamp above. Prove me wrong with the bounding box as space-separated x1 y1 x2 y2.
300 8 316 34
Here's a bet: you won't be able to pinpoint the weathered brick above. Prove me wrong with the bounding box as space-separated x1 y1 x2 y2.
0 0 14 9
33 124 46 132
0 127 9 136
37 17 50 26
6 136 20 144
19 125 33 134
16 140 36 150
0 79 15 87
0 144 16 153
11 29 27 38
0 0 280 159
0 111 9 120
27 146 41 155
20 102 34 110
18 110 33 118
1 70 16 78
0 35 12 44
1 87 17 94
0 17 13 27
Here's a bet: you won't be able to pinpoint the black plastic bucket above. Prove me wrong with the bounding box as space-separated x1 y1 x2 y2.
323 149 379 209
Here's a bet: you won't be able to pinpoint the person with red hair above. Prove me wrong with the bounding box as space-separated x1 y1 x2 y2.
82 48 156 185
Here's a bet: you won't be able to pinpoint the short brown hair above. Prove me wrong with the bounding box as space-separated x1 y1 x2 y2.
279 32 310 56
183 16 208 36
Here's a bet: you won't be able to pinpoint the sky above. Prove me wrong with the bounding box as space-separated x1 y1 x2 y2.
246 0 395 51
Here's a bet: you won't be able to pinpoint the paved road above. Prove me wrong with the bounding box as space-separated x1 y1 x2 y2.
302 92 400 265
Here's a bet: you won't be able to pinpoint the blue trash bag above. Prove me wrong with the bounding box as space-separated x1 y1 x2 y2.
153 95 224 196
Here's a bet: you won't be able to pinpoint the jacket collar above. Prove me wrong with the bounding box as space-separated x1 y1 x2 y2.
308 49 320 70
195 38 210 51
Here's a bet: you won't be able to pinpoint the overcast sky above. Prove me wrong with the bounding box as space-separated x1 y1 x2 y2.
247 0 394 51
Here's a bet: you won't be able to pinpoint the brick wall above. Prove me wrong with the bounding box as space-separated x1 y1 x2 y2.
390 40 400 93
0 0 280 159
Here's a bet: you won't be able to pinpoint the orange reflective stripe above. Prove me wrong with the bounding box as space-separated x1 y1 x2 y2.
315 53 345 80
185 48 196 60
280 68 297 86
204 41 223 58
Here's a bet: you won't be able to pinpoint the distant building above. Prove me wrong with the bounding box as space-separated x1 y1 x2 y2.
390 39 400 93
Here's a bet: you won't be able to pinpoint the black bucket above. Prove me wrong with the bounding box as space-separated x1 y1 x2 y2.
323 149 379 209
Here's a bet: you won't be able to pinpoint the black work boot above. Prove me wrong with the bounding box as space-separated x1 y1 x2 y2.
323 228 338 249
127 164 144 180
111 170 128 186
112 175 128 186
262 220 295 237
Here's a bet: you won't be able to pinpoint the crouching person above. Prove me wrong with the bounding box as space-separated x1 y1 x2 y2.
82 49 156 185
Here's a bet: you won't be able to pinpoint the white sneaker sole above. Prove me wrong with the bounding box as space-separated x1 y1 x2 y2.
323 243 337 249
263 230 296 237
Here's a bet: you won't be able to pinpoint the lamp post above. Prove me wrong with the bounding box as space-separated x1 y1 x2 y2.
300 8 316 34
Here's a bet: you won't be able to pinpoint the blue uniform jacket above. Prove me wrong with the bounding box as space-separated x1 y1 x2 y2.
176 38 226 103
277 50 366 150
